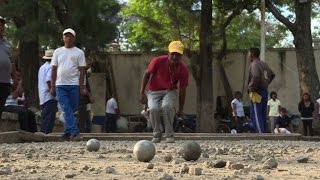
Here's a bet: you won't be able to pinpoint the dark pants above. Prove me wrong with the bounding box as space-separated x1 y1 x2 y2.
4 105 37 132
78 97 91 133
234 116 245 133
0 83 11 118
302 120 313 136
250 89 268 133
106 113 117 133
40 99 58 134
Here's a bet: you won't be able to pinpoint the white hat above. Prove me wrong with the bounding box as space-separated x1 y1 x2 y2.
63 28 76 36
43 49 54 59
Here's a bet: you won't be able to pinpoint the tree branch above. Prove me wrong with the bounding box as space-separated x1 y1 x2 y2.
217 9 240 60
51 0 68 26
265 0 296 33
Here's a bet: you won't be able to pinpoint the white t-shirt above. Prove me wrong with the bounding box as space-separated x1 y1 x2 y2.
38 62 55 105
267 99 281 116
106 97 118 114
51 47 86 85
231 98 245 117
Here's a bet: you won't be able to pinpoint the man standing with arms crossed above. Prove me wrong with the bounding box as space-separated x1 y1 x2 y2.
51 28 86 141
139 41 189 143
0 16 17 119
248 47 275 133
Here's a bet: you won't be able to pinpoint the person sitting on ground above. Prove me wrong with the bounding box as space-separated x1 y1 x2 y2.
4 75 37 133
231 91 245 133
274 107 291 134
242 116 255 133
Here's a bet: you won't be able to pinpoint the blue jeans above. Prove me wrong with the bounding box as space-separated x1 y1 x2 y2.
56 85 80 135
250 89 268 133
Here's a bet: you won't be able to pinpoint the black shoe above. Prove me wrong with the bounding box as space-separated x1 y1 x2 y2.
60 133 71 142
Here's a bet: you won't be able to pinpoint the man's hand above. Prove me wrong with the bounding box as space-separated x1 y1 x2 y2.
80 86 87 96
176 109 183 118
50 87 56 97
139 92 147 104
89 96 95 103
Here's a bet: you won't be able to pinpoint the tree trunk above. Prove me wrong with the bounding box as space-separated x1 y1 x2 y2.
13 2 40 108
293 1 319 100
196 0 215 132
18 40 40 108
266 0 320 101
217 62 233 105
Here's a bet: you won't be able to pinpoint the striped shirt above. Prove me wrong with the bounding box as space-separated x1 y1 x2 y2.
5 95 18 106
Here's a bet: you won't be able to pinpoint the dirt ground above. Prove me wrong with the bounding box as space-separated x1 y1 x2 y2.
0 139 319 180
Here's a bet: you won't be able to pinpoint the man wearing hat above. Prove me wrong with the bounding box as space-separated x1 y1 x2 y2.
38 49 58 134
0 16 17 119
50 28 86 141
139 41 189 143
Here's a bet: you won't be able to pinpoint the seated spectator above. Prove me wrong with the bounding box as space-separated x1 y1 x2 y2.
242 117 255 133
274 107 291 134
4 76 37 132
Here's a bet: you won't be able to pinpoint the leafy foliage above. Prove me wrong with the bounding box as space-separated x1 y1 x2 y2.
121 0 289 51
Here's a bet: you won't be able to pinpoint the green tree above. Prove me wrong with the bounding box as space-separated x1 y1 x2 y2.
266 0 320 101
52 0 121 55
121 0 200 52
0 0 49 107
121 0 261 132
0 0 121 108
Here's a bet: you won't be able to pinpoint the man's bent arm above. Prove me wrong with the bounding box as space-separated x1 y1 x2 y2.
51 66 57 95
140 70 151 94
178 87 186 114
79 67 86 88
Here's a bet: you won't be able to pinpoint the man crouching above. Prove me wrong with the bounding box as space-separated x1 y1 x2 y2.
139 41 189 143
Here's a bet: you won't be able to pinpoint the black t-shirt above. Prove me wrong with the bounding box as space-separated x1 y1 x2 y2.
275 115 290 128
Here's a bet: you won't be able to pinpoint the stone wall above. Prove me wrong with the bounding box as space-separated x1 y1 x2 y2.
90 48 320 118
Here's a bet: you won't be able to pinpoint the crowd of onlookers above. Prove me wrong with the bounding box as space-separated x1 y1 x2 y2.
230 90 318 136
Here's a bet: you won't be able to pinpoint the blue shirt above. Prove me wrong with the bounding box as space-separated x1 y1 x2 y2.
38 62 55 105
275 115 290 128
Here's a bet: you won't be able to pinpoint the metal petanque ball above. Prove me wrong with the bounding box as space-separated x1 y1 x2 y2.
133 140 156 162
179 141 202 161
86 139 100 152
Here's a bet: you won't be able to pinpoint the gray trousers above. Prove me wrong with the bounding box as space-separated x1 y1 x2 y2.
147 90 177 138
268 116 277 133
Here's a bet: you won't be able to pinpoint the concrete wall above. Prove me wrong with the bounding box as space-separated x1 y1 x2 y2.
91 48 320 116
89 73 106 116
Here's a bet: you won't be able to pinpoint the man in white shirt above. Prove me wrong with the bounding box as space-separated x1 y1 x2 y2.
51 28 86 141
106 94 119 133
38 49 58 134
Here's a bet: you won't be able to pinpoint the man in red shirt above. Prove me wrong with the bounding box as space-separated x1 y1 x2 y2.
139 41 189 143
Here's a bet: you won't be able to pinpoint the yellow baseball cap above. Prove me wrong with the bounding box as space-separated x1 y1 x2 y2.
168 41 184 55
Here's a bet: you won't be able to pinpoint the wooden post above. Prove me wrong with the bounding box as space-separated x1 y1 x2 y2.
261 0 266 61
